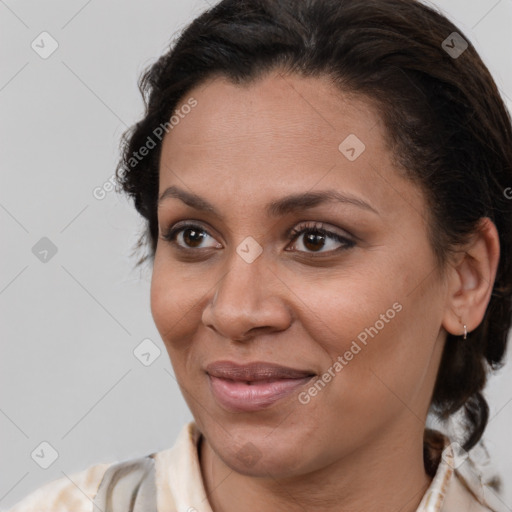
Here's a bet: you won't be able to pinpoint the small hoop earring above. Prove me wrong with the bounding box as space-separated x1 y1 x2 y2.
463 324 467 340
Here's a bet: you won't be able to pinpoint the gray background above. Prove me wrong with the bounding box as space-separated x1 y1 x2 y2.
1 0 511 509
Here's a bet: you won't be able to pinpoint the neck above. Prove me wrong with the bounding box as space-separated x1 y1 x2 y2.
199 422 433 512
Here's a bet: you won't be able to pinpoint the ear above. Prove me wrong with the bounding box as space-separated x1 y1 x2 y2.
442 217 500 337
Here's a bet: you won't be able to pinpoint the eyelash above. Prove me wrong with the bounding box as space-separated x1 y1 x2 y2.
161 221 356 255
287 222 355 253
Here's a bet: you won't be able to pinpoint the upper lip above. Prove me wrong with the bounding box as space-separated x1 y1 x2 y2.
205 361 316 381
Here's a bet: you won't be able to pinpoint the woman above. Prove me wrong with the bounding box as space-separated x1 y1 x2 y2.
9 0 512 511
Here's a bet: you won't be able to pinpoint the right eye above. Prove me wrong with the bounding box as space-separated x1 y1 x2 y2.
160 223 222 250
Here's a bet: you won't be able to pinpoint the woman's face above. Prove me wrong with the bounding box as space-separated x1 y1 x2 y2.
151 72 449 476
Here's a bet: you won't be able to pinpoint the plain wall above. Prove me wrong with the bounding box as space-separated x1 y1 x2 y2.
1 0 511 509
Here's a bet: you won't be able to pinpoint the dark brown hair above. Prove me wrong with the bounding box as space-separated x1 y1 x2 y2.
115 0 512 453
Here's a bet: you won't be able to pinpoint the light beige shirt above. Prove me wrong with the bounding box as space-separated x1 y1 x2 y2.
7 421 505 512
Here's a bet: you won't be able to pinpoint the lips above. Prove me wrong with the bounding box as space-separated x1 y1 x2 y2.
205 360 315 381
205 360 316 412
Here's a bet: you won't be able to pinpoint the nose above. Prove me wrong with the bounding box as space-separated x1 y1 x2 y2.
201 251 292 342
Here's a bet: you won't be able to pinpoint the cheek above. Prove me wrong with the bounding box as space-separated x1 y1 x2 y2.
150 266 206 396
150 265 176 340
285 265 399 353
150 257 203 348
287 260 430 400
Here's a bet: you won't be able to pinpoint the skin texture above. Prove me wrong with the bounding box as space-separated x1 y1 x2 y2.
151 71 500 512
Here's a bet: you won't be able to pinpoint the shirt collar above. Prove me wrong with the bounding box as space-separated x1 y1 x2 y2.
416 430 455 511
156 421 213 512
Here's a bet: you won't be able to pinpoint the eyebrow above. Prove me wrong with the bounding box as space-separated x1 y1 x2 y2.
157 185 379 218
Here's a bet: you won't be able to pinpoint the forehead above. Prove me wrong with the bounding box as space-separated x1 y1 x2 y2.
163 72 382 156
158 71 425 223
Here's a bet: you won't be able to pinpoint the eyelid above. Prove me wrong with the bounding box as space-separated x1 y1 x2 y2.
286 220 352 240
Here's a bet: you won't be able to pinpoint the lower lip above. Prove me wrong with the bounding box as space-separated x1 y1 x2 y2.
208 374 314 412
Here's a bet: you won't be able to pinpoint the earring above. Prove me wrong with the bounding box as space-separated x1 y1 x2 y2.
463 324 467 340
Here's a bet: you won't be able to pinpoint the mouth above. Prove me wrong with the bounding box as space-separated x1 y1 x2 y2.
205 360 316 380
205 360 316 412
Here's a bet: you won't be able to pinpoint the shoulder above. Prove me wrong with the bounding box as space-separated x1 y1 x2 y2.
6 461 112 512
6 422 199 512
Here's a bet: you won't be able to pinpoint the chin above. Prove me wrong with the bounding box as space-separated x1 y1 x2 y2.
207 421 313 477
224 444 308 478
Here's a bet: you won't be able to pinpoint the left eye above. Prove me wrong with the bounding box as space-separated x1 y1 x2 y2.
286 223 355 254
